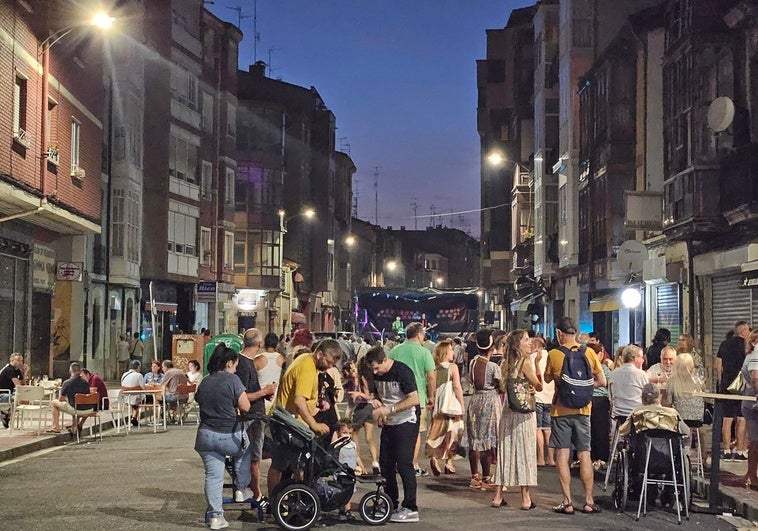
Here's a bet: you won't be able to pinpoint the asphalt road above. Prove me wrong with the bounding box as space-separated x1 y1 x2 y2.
0 424 732 531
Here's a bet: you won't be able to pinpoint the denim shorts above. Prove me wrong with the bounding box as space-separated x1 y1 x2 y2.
535 402 552 429
549 414 591 451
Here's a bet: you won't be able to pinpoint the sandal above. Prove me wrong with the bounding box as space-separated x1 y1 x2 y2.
480 476 497 490
582 503 601 514
519 501 536 511
469 474 482 489
490 499 506 508
45 428 61 434
430 458 442 477
553 502 574 515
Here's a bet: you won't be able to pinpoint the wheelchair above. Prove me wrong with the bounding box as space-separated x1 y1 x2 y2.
611 421 691 523
268 406 393 531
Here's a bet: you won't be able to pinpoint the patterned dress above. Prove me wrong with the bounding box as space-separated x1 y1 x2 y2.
465 355 502 451
494 359 537 487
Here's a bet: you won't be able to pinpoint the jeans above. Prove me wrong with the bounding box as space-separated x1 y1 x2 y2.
195 426 251 518
380 421 419 511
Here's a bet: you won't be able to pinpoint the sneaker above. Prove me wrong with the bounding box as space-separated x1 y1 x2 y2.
722 451 734 462
735 452 748 461
209 516 229 529
234 488 255 502
372 461 381 475
130 417 138 427
390 507 419 523
414 467 428 477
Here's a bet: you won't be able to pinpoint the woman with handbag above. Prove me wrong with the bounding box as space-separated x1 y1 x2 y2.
426 339 465 475
491 329 542 510
194 343 252 530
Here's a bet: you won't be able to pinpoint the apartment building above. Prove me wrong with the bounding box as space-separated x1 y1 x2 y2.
0 0 104 376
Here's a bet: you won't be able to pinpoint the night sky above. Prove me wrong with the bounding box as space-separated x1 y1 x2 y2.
207 0 534 237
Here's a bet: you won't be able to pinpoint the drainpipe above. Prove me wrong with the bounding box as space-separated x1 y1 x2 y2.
40 46 49 197
0 198 47 223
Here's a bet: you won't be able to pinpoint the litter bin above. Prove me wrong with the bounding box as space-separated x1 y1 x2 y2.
202 333 243 375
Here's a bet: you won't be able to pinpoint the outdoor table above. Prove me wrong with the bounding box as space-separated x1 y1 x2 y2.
120 387 167 433
691 391 756 512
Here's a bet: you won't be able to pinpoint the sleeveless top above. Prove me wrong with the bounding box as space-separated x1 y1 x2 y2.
254 351 283 388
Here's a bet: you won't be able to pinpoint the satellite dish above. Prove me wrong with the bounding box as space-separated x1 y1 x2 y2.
707 96 735 133
617 240 647 276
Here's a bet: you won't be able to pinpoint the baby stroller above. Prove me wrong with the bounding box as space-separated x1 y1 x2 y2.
611 409 690 523
268 406 393 531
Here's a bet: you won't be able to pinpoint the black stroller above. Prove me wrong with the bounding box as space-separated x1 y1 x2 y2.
268 406 393 531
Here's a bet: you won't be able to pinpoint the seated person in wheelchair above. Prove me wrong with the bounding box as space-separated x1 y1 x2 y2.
619 383 690 505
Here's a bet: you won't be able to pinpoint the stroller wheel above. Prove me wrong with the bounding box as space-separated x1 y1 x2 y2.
358 490 393 526
273 483 321 531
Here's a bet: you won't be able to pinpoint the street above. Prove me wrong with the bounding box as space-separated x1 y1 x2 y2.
0 424 732 531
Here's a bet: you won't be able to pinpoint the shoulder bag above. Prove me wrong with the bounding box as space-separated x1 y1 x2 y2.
434 366 463 417
505 358 536 413
727 371 745 394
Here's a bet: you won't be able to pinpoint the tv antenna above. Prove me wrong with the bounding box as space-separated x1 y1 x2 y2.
338 136 351 155
267 47 280 77
227 5 255 59
373 166 381 225
410 199 418 230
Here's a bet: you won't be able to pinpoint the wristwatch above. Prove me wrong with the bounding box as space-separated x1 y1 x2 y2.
389 404 396 414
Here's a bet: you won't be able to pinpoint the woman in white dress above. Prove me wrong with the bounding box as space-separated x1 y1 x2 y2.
491 329 542 510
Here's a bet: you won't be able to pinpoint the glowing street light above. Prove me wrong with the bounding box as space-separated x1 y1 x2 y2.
344 235 356 247
386 260 397 271
621 287 641 308
487 151 505 167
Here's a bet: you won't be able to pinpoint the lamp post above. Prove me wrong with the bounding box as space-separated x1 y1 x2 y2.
277 208 315 328
38 13 114 197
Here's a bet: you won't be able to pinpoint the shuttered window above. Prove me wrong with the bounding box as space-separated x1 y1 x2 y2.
656 283 682 341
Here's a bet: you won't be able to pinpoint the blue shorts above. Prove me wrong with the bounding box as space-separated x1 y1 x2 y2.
536 402 552 429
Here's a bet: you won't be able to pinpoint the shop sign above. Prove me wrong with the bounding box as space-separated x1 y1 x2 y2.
625 191 662 230
741 270 758 289
197 281 217 302
55 262 82 281
33 244 55 291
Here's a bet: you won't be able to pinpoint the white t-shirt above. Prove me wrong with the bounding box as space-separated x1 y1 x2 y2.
608 364 649 418
531 349 554 405
120 369 145 405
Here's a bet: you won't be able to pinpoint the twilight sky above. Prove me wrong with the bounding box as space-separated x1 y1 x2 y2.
208 0 533 238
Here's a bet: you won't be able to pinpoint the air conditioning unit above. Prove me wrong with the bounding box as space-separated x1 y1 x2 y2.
71 166 86 180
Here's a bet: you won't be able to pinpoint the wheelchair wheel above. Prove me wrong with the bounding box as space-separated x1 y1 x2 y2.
273 483 321 531
358 490 393 526
613 448 629 512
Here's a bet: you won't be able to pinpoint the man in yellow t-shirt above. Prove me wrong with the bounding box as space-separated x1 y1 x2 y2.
544 317 605 515
268 338 342 497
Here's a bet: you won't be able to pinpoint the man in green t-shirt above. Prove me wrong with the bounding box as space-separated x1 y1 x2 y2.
390 322 436 476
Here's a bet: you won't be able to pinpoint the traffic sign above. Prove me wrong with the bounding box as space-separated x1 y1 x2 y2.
55 262 83 281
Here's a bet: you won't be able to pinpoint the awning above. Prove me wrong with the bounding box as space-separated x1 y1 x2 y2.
145 301 178 312
291 311 307 324
589 294 620 313
510 292 541 313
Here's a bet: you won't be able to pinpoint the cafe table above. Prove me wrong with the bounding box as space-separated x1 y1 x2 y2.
120 386 167 434
691 390 756 512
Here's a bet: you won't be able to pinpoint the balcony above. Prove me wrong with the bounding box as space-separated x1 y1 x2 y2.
720 144 758 226
662 167 723 240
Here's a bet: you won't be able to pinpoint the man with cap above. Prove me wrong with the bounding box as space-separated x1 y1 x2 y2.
544 317 606 515
389 321 436 477
47 362 92 434
619 382 690 437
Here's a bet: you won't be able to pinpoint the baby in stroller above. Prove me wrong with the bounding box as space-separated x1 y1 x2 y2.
614 383 690 511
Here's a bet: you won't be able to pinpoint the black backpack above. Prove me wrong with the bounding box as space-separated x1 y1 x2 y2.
556 345 594 409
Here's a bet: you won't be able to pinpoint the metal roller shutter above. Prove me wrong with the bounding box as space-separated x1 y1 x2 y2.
711 274 752 354
656 283 681 341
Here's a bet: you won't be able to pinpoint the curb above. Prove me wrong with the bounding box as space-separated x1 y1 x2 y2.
693 475 758 522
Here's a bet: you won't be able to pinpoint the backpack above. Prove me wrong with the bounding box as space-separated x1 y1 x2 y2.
556 345 594 409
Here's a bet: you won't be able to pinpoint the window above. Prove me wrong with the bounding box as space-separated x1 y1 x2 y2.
202 92 214 133
168 210 197 256
224 231 234 269
112 189 141 262
201 161 212 198
71 121 81 175
13 76 28 145
226 104 236 137
200 227 212 266
246 230 280 276
169 136 199 183
238 166 283 213
225 168 235 205
572 19 593 48
234 231 246 274
170 67 198 110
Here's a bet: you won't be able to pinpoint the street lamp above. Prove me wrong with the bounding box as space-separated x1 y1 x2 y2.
39 12 114 196
386 260 397 271
487 151 506 167
344 235 356 247
278 207 316 285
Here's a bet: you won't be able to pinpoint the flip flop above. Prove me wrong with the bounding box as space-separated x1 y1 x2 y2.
45 428 61 434
519 502 537 511
582 503 601 514
553 502 574 515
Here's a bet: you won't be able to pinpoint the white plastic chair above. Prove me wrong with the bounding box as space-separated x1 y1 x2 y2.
10 386 46 435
